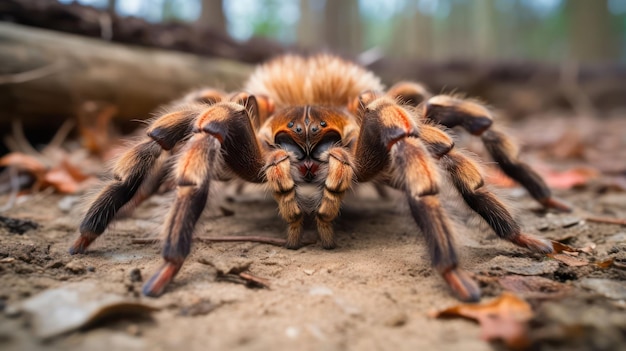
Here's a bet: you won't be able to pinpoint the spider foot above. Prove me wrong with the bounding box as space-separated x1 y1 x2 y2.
512 233 554 254
540 197 573 213
142 261 183 297
68 232 97 255
442 268 481 302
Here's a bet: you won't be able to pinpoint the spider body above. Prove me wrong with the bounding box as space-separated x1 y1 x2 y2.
70 55 569 301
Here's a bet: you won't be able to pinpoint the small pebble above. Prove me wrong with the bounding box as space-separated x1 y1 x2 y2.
384 312 408 327
4 305 21 318
285 326 300 339
309 286 333 296
65 261 86 274
126 324 141 336
303 269 315 276
45 261 65 269
87 266 96 272
129 268 142 283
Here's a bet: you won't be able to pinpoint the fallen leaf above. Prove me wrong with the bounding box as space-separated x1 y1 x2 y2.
485 164 599 190
539 167 599 190
547 253 589 267
551 241 594 254
0 153 46 175
18 282 157 339
0 153 92 194
430 293 533 349
596 258 614 269
77 102 118 156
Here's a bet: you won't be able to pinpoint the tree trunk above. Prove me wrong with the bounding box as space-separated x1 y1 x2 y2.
324 0 362 55
0 23 252 129
198 0 227 33
567 0 619 63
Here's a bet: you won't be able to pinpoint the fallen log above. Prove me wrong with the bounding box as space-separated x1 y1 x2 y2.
0 23 253 129
0 0 286 64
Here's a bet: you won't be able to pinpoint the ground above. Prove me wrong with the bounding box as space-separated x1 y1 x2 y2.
0 117 625 351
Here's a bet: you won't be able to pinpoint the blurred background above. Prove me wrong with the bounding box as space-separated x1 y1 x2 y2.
58 0 626 63
0 0 625 195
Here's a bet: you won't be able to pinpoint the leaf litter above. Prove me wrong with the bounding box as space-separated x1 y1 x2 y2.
430 292 534 350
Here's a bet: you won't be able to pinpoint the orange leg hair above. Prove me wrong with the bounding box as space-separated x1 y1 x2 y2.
387 82 571 212
352 93 480 302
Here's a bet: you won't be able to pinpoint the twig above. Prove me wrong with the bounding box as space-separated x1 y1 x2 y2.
559 61 597 118
196 235 287 247
132 235 316 247
0 167 20 212
585 216 626 226
11 120 41 158
131 236 285 246
45 119 76 151
0 62 63 85
238 272 271 289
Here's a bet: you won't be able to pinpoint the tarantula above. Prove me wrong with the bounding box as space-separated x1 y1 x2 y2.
69 54 569 301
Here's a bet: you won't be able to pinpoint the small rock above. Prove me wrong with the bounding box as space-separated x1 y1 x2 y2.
65 261 86 274
126 324 141 337
4 304 21 318
45 261 65 269
309 286 333 296
578 279 626 300
129 268 142 282
384 312 408 327
303 269 315 275
86 266 96 272
57 196 81 213
0 299 5 312
0 257 15 264
285 326 300 339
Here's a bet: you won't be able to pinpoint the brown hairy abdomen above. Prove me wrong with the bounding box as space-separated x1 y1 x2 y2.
244 54 384 108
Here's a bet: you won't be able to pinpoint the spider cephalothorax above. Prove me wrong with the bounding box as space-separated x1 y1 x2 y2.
69 54 569 301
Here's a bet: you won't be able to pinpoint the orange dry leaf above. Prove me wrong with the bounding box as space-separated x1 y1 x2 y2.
486 164 599 190
596 258 614 269
540 167 599 189
0 152 91 194
548 253 589 267
0 153 47 176
430 292 533 349
550 240 595 254
77 102 118 156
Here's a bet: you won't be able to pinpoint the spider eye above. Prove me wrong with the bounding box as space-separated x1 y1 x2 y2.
275 133 305 160
311 131 341 161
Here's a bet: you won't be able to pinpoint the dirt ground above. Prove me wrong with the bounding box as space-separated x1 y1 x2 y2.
1 119 626 351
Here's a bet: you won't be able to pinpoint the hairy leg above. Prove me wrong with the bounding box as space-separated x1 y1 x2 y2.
69 106 213 254
143 134 218 297
316 147 354 249
144 95 268 296
388 83 571 212
353 93 480 302
264 149 304 249
441 149 553 253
